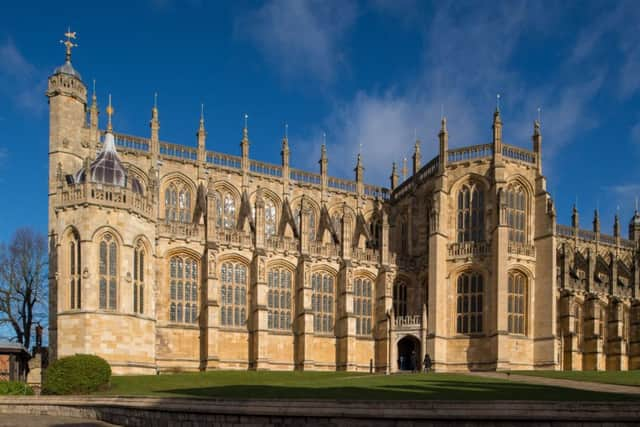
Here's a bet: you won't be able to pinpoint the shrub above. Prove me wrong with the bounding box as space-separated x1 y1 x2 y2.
43 354 111 395
0 381 34 395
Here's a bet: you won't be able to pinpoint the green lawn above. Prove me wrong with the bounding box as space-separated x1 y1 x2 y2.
513 370 640 387
97 371 635 401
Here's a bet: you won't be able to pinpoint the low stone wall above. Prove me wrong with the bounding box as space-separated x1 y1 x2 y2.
0 396 639 426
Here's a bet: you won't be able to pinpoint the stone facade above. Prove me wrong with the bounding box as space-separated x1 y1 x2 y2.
47 43 640 375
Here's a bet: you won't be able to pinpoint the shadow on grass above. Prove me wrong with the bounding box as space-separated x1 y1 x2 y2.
157 379 636 401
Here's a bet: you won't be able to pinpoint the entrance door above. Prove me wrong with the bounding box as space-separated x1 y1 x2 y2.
397 335 420 371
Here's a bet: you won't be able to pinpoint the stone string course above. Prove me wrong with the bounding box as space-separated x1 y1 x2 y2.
0 397 639 426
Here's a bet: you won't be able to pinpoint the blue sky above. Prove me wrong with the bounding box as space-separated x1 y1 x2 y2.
1 0 640 242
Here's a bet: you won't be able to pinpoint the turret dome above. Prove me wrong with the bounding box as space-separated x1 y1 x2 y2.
53 60 82 80
75 132 126 187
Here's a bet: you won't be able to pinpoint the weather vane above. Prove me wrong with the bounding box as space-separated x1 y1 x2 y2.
244 113 249 129
496 93 501 111
60 27 78 62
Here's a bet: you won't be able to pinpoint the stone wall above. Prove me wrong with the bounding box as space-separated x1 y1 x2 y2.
0 397 639 426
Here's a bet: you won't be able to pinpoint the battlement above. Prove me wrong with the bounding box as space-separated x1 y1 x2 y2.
104 131 391 200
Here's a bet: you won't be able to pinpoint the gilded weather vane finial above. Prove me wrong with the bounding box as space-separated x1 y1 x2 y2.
60 27 78 62
106 94 114 132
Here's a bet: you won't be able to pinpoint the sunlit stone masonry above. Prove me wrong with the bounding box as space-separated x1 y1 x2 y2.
48 34 640 374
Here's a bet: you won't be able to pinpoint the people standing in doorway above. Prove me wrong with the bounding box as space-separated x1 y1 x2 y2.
423 353 432 373
410 350 418 373
399 355 405 370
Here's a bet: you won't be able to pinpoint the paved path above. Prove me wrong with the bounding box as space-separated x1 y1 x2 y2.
469 372 640 395
0 414 118 426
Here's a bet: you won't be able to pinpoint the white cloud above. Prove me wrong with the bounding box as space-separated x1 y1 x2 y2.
306 2 611 186
236 0 357 83
0 38 45 115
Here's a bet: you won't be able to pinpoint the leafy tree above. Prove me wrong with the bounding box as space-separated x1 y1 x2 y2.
0 228 48 351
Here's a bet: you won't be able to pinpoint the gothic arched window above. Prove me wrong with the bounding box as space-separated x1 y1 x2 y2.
393 281 407 317
69 231 81 310
265 199 277 238
220 262 247 327
354 277 373 336
506 184 526 243
267 267 292 330
99 233 117 310
312 272 334 334
457 184 484 242
223 193 236 229
456 272 483 334
507 271 526 334
169 255 198 323
165 182 191 223
133 242 145 314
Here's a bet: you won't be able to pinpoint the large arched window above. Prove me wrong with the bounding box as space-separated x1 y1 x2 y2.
99 233 118 310
133 242 145 314
169 255 198 324
265 199 277 238
220 262 247 327
267 267 292 330
69 231 81 310
457 184 484 242
456 272 483 334
312 272 334 334
507 271 526 334
223 193 236 229
506 184 526 243
354 277 373 336
393 281 407 317
165 182 191 223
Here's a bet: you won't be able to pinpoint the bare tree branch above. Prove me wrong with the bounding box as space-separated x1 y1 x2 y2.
0 228 48 351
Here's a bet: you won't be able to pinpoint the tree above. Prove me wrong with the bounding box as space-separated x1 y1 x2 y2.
0 228 48 351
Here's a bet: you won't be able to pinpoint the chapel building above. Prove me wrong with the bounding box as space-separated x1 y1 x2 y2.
48 36 640 374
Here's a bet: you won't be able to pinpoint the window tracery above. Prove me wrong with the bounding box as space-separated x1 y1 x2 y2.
265 199 277 238
133 242 145 314
69 231 81 310
393 281 407 317
99 233 117 310
506 184 526 243
507 271 526 334
312 272 334 334
169 255 198 324
457 184 484 242
267 267 292 330
165 182 191 223
354 277 373 336
456 272 483 334
220 262 247 327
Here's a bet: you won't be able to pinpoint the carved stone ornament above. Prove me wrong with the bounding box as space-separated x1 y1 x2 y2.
208 252 216 276
126 272 132 283
259 258 266 281
62 138 70 148
82 267 89 279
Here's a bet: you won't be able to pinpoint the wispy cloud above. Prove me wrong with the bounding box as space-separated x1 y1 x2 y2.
306 1 605 185
0 38 45 115
236 0 357 83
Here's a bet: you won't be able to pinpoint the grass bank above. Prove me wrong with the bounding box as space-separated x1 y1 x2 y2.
96 371 634 401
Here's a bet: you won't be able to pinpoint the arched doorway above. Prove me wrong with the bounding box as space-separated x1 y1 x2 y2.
397 335 420 372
